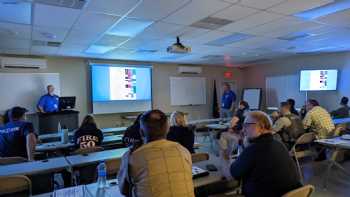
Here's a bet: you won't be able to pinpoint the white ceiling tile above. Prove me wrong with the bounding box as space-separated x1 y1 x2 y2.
31 46 58 55
129 0 191 20
169 26 210 40
0 22 31 39
241 16 322 38
136 21 184 39
239 0 285 9
189 30 232 45
163 0 231 25
64 29 101 45
85 0 140 16
74 12 120 33
58 44 87 55
0 1 31 25
33 4 81 28
0 38 30 49
268 0 334 15
32 26 69 42
219 11 283 32
214 4 259 21
95 34 130 46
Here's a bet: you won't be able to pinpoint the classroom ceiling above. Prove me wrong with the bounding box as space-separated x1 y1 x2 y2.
1 0 350 66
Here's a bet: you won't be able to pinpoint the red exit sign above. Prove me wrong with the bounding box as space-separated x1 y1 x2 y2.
224 71 233 79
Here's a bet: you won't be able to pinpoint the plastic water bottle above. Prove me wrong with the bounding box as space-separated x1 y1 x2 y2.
57 122 61 134
97 161 108 189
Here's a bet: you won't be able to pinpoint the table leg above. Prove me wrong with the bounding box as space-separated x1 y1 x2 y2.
322 148 350 188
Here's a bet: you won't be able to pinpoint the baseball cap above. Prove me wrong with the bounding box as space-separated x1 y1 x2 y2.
11 106 28 119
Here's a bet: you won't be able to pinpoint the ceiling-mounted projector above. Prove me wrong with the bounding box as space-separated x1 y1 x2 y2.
167 37 191 54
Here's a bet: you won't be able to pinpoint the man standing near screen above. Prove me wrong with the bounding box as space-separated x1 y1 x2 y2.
220 83 236 118
37 85 59 113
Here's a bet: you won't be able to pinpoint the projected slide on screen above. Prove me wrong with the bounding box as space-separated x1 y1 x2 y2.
300 69 338 91
92 65 151 101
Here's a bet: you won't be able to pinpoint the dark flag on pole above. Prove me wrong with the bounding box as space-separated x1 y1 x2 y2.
212 80 220 118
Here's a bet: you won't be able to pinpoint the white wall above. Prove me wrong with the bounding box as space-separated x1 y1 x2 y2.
0 56 243 128
241 52 350 111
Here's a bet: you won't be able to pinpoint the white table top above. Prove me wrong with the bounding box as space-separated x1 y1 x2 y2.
38 127 127 141
36 135 123 152
0 157 69 177
66 148 128 166
33 180 123 197
192 161 223 188
206 123 230 130
316 137 350 149
333 117 350 125
189 118 231 125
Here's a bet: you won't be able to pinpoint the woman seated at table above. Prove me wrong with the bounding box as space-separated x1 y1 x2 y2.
73 115 103 149
122 113 143 150
167 111 195 153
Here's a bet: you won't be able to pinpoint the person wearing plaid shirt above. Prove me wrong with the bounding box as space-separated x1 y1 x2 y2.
303 99 335 139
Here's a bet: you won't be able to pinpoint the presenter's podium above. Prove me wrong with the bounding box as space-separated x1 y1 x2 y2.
37 110 79 135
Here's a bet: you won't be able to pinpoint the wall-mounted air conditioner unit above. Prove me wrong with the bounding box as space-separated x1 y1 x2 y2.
0 57 47 69
178 66 202 74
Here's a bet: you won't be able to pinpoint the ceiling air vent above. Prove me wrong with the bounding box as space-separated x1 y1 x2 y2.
191 17 232 30
32 40 62 47
34 0 88 9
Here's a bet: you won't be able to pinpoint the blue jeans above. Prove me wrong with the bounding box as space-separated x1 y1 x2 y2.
220 108 233 118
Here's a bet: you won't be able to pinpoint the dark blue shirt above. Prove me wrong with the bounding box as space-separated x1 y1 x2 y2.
0 121 34 158
38 94 59 113
221 90 236 109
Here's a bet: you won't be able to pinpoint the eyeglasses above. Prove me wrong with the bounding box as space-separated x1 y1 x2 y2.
243 122 257 128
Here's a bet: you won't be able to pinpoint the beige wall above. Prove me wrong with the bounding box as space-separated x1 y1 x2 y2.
0 56 243 128
241 52 350 111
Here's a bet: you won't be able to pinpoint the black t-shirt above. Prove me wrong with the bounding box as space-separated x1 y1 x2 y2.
230 133 301 197
122 124 142 148
0 121 34 158
73 124 103 149
167 126 195 153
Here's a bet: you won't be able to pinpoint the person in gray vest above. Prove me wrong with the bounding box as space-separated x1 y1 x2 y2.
273 102 305 149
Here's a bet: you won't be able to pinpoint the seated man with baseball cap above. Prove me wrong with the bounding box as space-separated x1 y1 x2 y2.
0 106 37 161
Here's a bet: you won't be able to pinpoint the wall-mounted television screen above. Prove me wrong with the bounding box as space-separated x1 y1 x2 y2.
300 69 338 91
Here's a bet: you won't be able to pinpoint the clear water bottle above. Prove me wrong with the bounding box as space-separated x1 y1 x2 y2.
57 122 61 134
97 161 108 189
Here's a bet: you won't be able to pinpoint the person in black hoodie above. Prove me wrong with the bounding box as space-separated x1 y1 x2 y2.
74 115 103 149
122 113 143 150
167 111 195 153
287 98 299 116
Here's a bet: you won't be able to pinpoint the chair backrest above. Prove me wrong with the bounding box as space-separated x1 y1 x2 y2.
71 146 104 155
105 158 121 178
191 153 209 163
282 185 315 197
0 157 27 165
0 175 32 196
295 133 315 146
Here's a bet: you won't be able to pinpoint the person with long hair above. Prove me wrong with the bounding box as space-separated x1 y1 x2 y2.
73 115 103 149
122 113 143 150
167 111 194 153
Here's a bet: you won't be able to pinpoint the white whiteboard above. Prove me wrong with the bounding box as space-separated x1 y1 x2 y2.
242 89 262 110
170 77 206 106
266 75 306 109
0 73 60 114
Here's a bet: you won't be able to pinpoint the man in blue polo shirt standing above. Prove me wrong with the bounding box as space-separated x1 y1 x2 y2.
37 85 59 113
220 83 236 118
